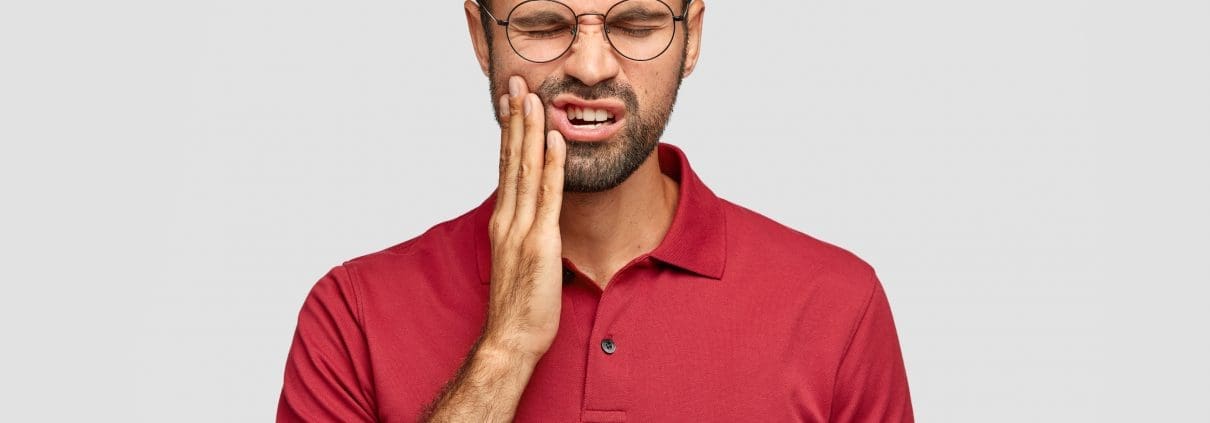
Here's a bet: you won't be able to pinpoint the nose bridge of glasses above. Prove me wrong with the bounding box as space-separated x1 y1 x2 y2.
572 12 607 35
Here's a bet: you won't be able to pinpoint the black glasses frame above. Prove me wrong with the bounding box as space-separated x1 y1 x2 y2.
476 0 691 63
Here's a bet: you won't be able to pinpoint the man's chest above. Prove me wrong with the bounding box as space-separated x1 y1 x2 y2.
362 273 846 422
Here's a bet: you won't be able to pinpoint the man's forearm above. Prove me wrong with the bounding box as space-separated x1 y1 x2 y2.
421 337 539 422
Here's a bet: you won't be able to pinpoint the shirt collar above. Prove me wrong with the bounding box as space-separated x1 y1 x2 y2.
474 142 727 284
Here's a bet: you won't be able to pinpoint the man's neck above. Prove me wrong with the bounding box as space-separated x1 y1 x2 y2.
558 149 679 290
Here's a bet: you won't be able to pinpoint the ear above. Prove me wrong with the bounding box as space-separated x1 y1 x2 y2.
680 0 706 78
465 0 492 77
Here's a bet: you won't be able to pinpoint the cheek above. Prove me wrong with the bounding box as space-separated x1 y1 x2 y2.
490 54 560 99
624 64 682 111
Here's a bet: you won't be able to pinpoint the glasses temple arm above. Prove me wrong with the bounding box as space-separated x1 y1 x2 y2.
473 0 510 26
675 0 694 21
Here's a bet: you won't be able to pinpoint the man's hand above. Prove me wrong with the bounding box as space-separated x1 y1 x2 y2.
482 75 568 360
421 76 566 422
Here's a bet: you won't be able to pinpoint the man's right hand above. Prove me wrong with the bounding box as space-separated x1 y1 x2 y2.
421 76 566 422
481 75 568 360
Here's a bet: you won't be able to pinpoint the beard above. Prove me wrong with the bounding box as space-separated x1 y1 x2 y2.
534 76 676 192
489 56 685 193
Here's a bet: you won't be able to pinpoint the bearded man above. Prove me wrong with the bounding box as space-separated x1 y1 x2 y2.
277 0 913 421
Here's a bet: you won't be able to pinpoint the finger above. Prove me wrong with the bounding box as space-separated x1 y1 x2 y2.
506 76 528 228
508 76 527 151
534 130 566 233
512 93 546 233
493 93 517 231
498 76 527 233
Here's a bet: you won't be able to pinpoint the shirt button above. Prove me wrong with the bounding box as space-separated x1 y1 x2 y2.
600 338 616 355
562 268 575 284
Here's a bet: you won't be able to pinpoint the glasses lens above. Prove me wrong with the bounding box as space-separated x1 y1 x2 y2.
507 1 577 63
605 0 676 61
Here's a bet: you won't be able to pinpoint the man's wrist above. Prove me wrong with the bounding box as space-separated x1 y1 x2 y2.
475 335 543 370
420 334 540 421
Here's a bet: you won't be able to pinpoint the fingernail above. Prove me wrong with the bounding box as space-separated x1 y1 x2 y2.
523 95 533 117
499 95 510 118
509 76 522 98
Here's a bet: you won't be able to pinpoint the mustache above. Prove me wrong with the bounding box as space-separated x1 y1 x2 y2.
535 77 639 112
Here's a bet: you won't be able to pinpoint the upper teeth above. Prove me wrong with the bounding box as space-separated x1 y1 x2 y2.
567 106 613 122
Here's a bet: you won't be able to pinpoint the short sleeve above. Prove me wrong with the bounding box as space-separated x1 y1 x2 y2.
829 273 914 422
277 265 377 422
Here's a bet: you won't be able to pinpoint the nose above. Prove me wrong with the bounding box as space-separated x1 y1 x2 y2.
562 14 621 87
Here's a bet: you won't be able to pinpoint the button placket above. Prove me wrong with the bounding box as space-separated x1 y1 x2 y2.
578 257 656 419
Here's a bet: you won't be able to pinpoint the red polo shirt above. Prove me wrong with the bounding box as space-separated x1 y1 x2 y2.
278 143 912 422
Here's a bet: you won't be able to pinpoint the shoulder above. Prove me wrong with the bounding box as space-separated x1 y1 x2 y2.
334 204 486 294
719 199 880 301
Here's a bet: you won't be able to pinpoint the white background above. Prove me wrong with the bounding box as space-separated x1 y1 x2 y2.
1 0 1207 421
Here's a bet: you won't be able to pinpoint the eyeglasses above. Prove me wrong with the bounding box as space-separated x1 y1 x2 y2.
476 0 690 63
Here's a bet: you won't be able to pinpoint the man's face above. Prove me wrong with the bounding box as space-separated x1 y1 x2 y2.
470 0 703 193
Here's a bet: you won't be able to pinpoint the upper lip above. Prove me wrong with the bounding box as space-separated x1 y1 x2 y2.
551 95 627 119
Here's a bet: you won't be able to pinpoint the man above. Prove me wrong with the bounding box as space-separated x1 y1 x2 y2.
277 0 913 421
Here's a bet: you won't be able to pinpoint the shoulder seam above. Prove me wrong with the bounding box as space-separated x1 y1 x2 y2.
826 269 880 419
338 261 380 419
718 200 730 279
340 262 368 329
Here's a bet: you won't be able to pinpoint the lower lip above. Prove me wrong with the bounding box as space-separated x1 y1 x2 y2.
550 107 623 142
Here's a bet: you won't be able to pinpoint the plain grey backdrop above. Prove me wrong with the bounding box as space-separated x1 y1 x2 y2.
1 0 1207 421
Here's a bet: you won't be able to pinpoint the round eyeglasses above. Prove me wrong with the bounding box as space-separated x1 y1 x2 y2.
477 0 690 63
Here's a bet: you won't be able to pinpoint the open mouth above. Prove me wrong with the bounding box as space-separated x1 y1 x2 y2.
550 96 626 142
565 106 618 128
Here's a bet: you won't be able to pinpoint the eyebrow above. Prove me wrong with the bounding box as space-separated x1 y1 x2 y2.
510 11 574 27
608 7 671 22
